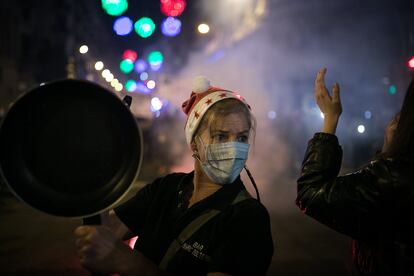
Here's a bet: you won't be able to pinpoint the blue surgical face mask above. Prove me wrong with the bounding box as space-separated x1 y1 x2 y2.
198 141 250 185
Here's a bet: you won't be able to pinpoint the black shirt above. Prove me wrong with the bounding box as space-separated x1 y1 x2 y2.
114 172 274 275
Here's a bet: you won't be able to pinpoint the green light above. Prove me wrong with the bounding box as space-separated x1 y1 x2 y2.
120 59 134 74
148 51 163 64
102 0 128 16
125 80 137 92
134 17 156 38
389 85 396 95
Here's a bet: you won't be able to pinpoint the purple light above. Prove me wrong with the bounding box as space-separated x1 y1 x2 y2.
134 59 148 73
161 17 182 37
113 16 133 36
136 82 152 94
150 62 163 72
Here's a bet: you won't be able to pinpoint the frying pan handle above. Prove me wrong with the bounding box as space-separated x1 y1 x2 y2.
123 95 132 108
82 215 106 276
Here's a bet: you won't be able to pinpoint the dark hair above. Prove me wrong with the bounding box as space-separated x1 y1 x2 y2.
194 98 256 143
382 77 414 159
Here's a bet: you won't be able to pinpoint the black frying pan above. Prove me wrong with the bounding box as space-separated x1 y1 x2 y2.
0 79 143 219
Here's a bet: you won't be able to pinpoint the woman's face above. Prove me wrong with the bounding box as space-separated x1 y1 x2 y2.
194 112 250 160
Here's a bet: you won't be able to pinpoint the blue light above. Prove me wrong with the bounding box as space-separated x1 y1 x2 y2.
136 82 152 94
161 17 182 37
267 110 277 120
364 110 372 119
151 97 163 112
150 62 162 72
140 72 149 81
134 59 148 73
113 16 133 36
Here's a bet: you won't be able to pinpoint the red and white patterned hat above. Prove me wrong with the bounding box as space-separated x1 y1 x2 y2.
181 76 251 145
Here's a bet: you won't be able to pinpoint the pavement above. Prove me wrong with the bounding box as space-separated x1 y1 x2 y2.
0 178 354 275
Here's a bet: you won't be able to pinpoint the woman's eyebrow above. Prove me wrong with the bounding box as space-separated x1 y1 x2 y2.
211 130 250 134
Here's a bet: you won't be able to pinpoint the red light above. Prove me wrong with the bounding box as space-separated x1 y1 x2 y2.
122 49 138 62
160 0 186 17
128 236 138 249
408 56 414 69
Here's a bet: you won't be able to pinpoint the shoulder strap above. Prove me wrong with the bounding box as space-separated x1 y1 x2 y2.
159 190 251 270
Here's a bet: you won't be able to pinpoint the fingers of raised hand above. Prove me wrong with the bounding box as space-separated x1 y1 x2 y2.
332 83 340 103
315 68 330 98
315 68 327 89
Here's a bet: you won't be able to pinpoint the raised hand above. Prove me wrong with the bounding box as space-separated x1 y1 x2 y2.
315 68 342 134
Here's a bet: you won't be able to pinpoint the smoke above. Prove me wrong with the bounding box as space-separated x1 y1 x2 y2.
157 0 406 212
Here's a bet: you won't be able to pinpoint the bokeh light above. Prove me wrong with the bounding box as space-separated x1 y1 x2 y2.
79 45 89 54
408 56 414 69
161 17 182 37
150 62 163 71
113 16 133 36
125 80 137 92
134 17 156 38
198 23 210 34
122 49 138 62
148 51 163 64
160 0 186 17
134 59 148 73
120 59 134 74
364 110 372 119
140 72 149 81
110 79 119 87
102 0 128 16
115 83 123 92
136 82 152 93
102 69 111 78
389 85 397 94
268 110 277 120
357 124 366 134
105 73 114 82
94 61 104 70
151 97 163 111
147 80 156 89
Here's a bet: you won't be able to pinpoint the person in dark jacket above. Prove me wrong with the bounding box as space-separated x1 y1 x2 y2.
74 76 274 275
297 68 414 276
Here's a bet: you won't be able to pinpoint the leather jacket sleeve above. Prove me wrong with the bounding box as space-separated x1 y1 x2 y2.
296 132 392 240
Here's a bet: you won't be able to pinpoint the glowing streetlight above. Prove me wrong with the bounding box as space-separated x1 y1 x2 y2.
105 73 114 82
115 83 123 92
79 45 89 54
357 124 365 134
110 79 119 87
147 80 156 89
95 61 104 70
197 23 210 34
151 97 163 112
102 69 111 78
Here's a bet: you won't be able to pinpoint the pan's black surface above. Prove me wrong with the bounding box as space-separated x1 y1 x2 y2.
0 79 142 217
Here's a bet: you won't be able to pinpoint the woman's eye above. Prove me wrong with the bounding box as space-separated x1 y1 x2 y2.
238 136 248 143
214 134 227 142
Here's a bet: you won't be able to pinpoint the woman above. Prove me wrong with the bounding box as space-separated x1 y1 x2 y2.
74 77 274 275
297 68 414 275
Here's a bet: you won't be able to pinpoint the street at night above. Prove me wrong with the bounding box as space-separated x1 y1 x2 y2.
1 0 414 275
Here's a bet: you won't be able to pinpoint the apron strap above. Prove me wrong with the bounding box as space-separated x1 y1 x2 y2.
159 190 251 270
